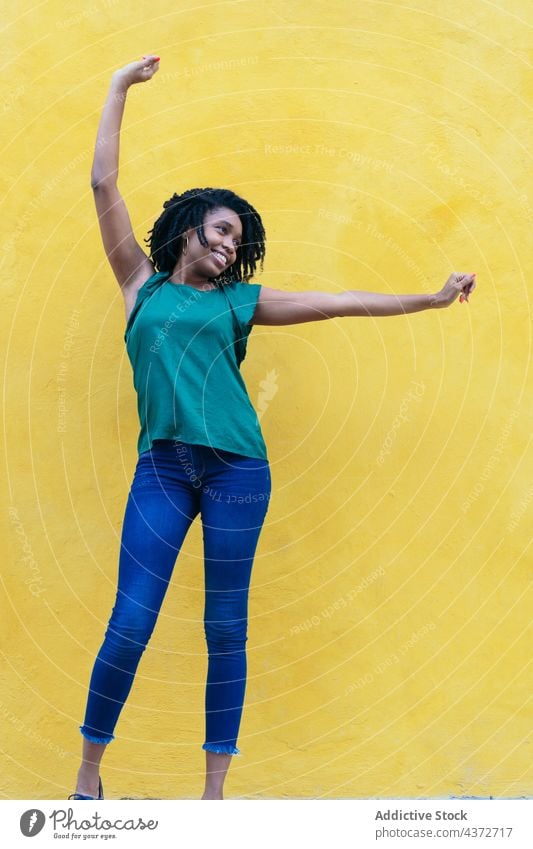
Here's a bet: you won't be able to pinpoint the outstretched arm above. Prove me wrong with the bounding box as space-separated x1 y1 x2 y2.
91 55 160 298
249 273 477 325
91 55 160 187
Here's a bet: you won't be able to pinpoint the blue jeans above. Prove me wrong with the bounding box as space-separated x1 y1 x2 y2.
79 439 271 756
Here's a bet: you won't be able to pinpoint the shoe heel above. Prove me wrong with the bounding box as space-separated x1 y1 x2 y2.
68 776 104 801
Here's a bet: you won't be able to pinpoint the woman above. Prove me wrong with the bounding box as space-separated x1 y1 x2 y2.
70 55 476 802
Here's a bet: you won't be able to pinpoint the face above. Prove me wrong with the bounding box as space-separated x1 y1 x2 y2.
179 206 243 283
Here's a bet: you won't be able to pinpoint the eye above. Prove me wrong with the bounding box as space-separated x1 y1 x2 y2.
216 224 241 248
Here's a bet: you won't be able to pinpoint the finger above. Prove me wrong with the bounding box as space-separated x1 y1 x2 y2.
465 274 477 299
466 281 476 302
143 57 160 75
459 274 472 303
465 281 477 302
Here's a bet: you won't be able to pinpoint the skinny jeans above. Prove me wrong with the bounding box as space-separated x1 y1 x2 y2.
79 439 271 755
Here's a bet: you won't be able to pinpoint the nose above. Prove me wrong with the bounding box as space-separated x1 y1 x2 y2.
222 237 236 257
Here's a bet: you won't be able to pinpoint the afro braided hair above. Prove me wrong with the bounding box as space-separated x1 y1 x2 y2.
144 187 266 288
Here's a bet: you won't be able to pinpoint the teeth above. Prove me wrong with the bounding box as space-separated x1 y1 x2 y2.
212 251 226 263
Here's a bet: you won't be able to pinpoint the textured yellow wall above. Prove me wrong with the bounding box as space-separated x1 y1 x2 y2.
1 1 531 799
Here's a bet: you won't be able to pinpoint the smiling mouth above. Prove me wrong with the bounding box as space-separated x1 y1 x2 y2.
211 250 228 267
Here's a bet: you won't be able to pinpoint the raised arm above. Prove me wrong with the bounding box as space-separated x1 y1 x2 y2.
91 55 160 310
249 273 477 325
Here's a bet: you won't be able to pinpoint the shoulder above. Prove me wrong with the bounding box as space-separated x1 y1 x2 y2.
223 279 262 301
222 280 263 327
124 271 170 339
225 279 260 290
135 270 170 300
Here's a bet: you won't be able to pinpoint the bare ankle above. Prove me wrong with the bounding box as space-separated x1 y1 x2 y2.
79 763 99 777
201 790 223 800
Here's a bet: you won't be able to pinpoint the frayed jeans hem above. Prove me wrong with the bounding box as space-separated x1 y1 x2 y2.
80 726 115 745
202 742 241 756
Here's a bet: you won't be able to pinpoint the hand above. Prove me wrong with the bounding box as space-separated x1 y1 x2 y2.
432 272 477 309
112 55 160 89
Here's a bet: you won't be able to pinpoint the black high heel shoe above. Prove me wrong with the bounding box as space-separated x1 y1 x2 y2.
68 777 104 800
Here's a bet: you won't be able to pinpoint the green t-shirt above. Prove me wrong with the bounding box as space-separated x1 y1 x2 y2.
124 271 268 460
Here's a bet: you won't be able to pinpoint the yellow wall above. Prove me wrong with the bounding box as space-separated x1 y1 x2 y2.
1 1 531 799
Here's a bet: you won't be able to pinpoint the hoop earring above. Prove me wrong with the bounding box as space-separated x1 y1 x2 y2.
182 234 189 256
